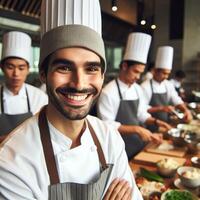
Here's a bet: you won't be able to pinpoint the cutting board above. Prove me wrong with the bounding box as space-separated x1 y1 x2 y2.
133 152 186 166
145 140 187 157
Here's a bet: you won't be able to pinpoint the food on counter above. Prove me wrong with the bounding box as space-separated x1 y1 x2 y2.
157 143 174 151
156 158 180 177
161 189 198 200
157 158 179 170
182 168 200 179
140 167 164 183
136 177 166 200
177 166 200 188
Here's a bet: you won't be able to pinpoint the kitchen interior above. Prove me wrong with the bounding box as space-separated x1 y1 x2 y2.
0 0 200 199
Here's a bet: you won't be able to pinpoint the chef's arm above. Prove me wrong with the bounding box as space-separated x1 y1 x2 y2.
145 117 172 131
147 105 175 114
118 124 162 143
175 103 193 122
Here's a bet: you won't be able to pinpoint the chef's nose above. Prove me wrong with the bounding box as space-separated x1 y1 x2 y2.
71 70 86 90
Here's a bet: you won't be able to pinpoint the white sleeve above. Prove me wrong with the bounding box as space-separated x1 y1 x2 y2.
136 86 151 123
0 161 39 200
97 90 121 129
167 81 183 105
141 81 152 105
104 127 143 200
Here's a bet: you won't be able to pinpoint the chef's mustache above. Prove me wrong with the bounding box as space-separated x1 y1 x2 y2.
57 87 97 94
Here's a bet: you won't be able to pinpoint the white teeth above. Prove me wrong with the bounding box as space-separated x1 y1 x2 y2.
67 94 87 101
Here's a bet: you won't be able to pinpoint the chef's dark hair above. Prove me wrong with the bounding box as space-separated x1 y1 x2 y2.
175 70 186 79
119 60 145 69
0 56 29 68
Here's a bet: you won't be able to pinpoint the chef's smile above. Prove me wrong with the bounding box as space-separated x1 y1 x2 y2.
58 90 95 107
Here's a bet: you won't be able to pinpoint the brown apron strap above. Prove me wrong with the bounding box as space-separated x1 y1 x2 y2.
87 121 107 170
38 106 60 184
38 106 107 185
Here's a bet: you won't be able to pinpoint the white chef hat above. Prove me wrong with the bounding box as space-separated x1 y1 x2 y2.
1 31 32 65
123 32 152 64
39 0 106 72
155 46 174 70
40 0 102 37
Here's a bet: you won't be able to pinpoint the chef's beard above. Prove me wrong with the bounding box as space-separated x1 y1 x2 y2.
46 84 100 120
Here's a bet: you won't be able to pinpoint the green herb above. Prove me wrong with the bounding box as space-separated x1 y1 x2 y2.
140 167 164 183
163 190 196 200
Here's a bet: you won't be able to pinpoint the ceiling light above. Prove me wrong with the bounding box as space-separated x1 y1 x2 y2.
112 0 118 12
151 24 156 29
140 20 146 25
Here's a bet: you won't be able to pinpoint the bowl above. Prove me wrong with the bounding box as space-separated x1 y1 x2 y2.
156 158 179 177
191 157 200 168
184 137 200 154
177 166 200 188
167 128 186 147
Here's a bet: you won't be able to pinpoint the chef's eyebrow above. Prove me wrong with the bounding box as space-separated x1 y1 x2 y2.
51 59 73 66
51 59 102 68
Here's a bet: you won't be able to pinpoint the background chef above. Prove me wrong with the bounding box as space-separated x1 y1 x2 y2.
0 31 48 136
141 46 192 127
0 0 142 199
97 32 171 160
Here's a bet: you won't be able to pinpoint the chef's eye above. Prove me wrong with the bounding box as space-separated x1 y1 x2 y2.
56 65 72 73
87 65 101 73
19 66 27 71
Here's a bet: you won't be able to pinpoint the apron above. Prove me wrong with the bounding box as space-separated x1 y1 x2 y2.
148 80 169 132
115 79 145 160
38 106 113 200
0 86 32 136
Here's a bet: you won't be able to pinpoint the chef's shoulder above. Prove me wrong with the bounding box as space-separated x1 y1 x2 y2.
25 83 48 112
140 79 151 88
0 114 42 156
101 79 118 95
26 83 47 98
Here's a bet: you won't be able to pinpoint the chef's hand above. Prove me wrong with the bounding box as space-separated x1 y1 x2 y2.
103 178 132 200
137 126 163 144
151 133 163 144
162 105 175 113
183 110 193 122
156 119 172 131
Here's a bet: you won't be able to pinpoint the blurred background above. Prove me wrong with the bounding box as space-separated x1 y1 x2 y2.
0 0 199 101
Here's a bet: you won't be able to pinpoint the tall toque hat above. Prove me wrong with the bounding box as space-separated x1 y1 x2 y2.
123 32 152 64
1 31 32 65
39 0 106 72
155 46 174 70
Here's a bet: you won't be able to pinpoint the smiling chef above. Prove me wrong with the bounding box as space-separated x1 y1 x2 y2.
0 0 142 199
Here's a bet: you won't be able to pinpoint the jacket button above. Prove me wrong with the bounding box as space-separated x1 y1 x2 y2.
60 155 67 162
90 145 97 152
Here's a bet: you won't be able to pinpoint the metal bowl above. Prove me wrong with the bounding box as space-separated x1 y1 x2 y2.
184 134 200 154
191 157 200 168
167 128 186 147
156 158 179 177
177 166 200 188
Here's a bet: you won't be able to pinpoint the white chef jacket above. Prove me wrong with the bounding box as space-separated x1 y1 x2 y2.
97 78 151 128
0 83 48 115
169 79 181 89
141 79 183 107
0 114 142 200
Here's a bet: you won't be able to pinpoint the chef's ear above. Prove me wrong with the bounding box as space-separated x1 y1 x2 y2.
121 61 128 71
39 71 46 84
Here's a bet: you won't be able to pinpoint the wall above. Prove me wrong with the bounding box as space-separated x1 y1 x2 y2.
152 0 183 74
100 0 137 25
182 0 200 93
